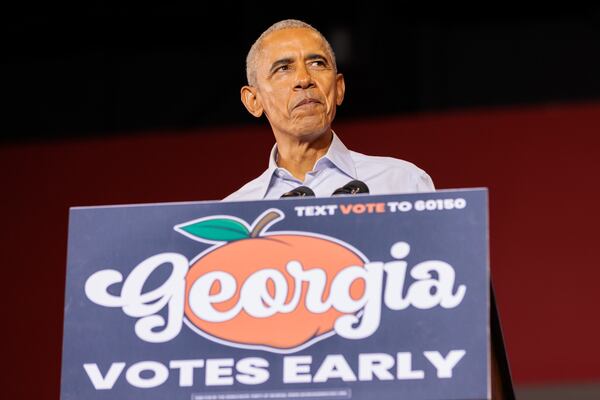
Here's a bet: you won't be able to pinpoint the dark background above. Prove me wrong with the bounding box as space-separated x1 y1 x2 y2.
3 3 599 142
3 3 600 399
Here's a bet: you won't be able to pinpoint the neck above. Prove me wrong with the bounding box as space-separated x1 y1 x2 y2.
274 129 333 181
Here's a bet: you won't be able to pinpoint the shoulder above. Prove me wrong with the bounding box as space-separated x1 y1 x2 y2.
222 169 272 202
350 150 435 193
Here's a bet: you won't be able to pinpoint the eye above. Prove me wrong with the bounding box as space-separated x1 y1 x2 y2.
275 64 290 73
309 60 326 68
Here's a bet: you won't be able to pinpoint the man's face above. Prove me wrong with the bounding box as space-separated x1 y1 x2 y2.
248 28 345 140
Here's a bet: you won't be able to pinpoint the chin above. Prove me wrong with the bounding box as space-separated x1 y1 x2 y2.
291 124 330 139
290 116 330 133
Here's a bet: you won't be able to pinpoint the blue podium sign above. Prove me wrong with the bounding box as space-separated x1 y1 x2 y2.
61 189 489 400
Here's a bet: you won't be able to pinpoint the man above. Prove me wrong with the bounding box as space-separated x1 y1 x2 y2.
225 19 513 399
225 19 434 200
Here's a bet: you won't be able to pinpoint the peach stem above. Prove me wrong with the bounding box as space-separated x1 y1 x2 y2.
250 210 283 238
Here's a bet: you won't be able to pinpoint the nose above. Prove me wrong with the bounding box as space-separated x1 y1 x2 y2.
294 64 315 90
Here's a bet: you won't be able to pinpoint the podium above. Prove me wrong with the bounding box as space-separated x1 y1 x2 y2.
61 189 513 399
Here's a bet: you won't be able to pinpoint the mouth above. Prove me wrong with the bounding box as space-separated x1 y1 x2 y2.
294 98 322 109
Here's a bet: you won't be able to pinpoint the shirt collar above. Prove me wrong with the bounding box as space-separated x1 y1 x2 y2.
258 131 357 198
317 131 357 179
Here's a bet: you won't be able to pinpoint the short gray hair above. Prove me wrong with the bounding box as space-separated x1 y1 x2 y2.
245 19 337 87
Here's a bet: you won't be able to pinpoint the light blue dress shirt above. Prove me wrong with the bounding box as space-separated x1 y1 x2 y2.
224 133 434 201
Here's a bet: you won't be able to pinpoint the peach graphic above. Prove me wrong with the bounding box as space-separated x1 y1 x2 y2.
176 209 366 350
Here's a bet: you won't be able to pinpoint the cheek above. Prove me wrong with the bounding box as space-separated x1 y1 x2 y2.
262 97 289 119
265 91 290 112
318 81 337 107
325 91 337 114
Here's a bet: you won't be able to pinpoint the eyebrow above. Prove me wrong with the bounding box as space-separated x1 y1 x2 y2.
269 53 329 74
269 58 294 74
305 53 328 63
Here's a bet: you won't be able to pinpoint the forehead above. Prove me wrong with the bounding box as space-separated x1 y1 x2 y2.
259 28 329 62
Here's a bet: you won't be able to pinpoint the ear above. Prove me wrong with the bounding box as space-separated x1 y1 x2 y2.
335 73 346 106
240 85 263 118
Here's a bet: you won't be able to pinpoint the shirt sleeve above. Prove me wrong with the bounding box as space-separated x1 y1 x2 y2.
415 171 435 192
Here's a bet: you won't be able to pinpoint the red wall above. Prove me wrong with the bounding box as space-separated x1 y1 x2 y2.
3 102 599 397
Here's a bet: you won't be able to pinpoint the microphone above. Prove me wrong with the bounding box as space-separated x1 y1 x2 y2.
281 186 316 198
332 180 370 196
